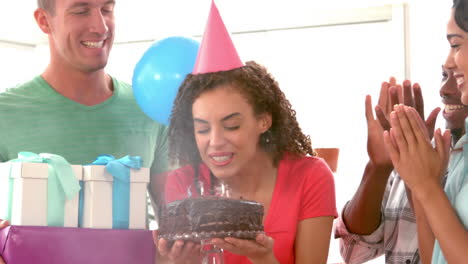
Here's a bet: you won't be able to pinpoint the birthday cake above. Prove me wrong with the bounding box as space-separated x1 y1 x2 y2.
158 197 264 241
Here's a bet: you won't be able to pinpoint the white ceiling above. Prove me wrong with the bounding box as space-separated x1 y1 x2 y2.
1 0 396 46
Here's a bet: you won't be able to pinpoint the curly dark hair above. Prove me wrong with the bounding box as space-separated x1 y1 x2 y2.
453 0 468 32
169 61 314 169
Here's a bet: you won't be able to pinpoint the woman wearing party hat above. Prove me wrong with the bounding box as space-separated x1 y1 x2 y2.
156 1 337 263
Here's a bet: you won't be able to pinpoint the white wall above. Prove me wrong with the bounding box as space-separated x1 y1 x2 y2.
0 43 37 90
407 0 454 131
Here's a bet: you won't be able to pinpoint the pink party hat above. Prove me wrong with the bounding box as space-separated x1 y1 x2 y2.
192 0 244 74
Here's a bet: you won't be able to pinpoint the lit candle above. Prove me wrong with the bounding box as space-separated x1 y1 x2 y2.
198 181 204 196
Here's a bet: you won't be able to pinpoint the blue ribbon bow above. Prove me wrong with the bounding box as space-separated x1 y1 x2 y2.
91 154 142 229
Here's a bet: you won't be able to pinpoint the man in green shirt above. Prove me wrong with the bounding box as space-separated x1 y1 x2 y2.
0 0 169 248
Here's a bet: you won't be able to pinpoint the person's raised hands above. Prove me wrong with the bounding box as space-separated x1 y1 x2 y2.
365 94 393 170
383 105 451 198
365 77 398 170
376 78 440 139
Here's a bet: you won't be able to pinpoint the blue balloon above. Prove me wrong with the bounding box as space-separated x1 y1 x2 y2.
132 36 200 125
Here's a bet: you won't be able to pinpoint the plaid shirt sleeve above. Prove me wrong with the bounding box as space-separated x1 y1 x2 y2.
334 172 422 264
334 204 386 264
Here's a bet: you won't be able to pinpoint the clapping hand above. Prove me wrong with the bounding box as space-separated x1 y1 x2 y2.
375 78 439 138
366 78 440 172
383 105 451 198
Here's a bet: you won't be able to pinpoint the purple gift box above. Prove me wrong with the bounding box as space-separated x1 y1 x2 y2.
0 226 155 264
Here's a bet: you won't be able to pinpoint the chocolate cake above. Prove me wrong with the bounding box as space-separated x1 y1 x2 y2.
158 197 264 241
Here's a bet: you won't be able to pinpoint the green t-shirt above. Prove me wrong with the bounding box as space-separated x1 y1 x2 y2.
0 76 168 176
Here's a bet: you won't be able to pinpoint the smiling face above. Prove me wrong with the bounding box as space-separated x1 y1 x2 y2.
440 66 468 132
445 9 468 104
192 85 271 180
35 0 115 73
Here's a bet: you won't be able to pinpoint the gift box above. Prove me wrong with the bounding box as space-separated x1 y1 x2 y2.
82 164 150 229
0 225 155 264
0 162 82 227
